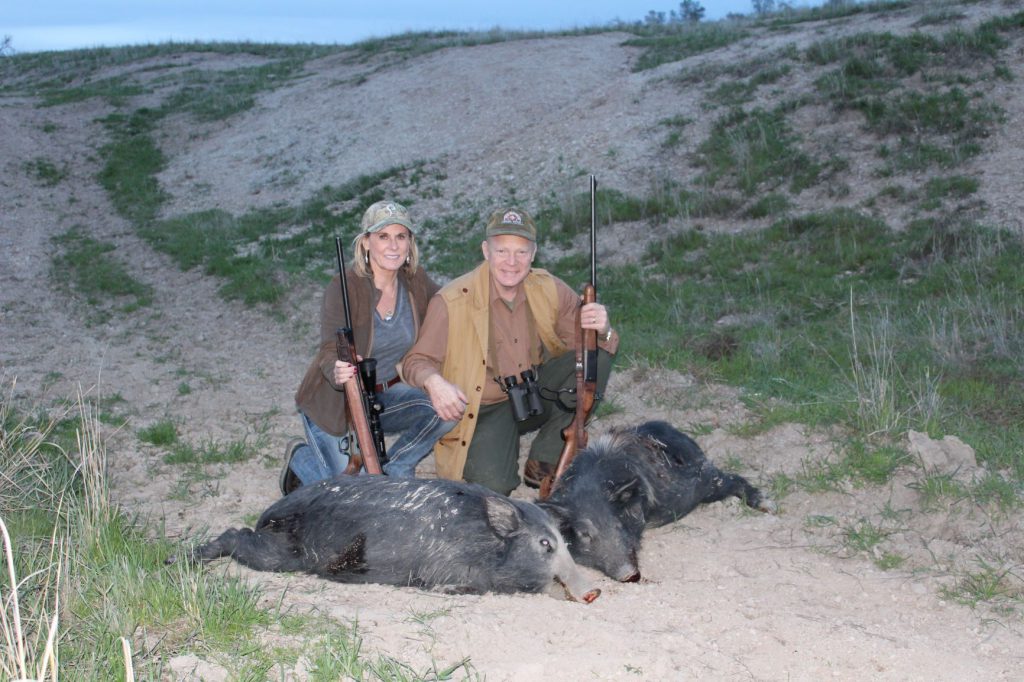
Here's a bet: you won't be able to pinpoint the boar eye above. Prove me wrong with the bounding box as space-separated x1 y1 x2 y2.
540 538 553 553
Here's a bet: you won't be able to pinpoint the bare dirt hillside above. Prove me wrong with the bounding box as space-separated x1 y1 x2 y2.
2 1 1023 679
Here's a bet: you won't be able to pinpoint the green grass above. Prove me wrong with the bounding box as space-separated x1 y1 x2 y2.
941 558 1024 609
805 17 1019 174
303 624 477 681
922 175 979 209
534 181 737 249
2 393 459 679
50 227 154 318
844 439 913 484
163 436 259 465
916 10 970 27
97 108 168 226
140 417 265 469
744 192 791 219
805 19 1013 74
138 418 179 446
38 75 147 107
842 518 890 554
0 41 343 96
136 165 423 305
571 209 1024 490
908 472 967 511
157 58 316 122
624 22 749 71
763 0 912 28
344 27 601 67
418 212 489 276
838 515 909 570
706 64 791 107
874 551 907 570
24 156 68 185
658 114 693 148
861 88 999 150
695 106 823 195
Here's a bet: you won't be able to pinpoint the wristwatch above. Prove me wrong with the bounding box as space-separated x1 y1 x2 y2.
603 328 614 342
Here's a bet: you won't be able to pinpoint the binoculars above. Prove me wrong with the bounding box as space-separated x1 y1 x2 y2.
501 369 544 422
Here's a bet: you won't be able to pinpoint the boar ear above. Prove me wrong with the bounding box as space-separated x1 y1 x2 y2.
538 503 572 534
539 502 567 522
484 496 522 538
610 478 641 506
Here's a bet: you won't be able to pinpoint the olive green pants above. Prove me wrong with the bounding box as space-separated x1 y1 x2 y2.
461 348 614 495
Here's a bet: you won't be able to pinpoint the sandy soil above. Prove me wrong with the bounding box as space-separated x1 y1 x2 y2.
2 2 1022 679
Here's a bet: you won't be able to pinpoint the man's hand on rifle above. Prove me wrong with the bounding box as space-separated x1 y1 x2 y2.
423 374 468 422
332 359 359 388
580 301 611 338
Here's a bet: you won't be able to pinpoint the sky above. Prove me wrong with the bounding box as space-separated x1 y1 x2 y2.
1 1 812 54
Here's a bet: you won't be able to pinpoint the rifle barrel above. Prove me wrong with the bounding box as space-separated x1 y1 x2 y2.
589 175 597 289
335 237 353 331
542 174 600 500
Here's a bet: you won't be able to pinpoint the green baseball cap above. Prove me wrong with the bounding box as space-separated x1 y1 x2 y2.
485 207 536 242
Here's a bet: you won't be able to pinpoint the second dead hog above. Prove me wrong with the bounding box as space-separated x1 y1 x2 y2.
187 475 601 602
541 420 775 582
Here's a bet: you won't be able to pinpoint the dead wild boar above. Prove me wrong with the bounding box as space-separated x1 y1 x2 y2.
186 475 601 602
541 420 775 582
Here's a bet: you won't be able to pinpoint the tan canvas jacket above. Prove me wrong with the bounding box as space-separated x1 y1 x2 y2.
428 262 566 480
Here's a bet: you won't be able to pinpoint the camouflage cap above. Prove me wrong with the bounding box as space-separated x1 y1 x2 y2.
361 200 414 233
485 207 536 242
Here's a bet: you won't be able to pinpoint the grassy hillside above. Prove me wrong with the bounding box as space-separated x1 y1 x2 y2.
11 0 1016 480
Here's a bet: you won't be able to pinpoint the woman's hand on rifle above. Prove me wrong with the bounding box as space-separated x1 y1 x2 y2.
423 374 468 422
580 301 611 338
332 359 359 388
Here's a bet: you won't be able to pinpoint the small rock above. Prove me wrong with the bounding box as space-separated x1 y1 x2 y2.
906 430 979 482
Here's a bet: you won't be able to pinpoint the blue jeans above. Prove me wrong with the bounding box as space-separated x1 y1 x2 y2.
290 382 455 485
377 382 458 477
288 410 351 486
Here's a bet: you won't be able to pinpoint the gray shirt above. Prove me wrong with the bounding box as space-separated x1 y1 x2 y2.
372 279 415 385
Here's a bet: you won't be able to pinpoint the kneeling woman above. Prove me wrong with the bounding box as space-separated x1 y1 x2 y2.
281 201 456 493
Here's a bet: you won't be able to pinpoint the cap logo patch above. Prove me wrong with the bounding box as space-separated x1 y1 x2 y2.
502 211 523 225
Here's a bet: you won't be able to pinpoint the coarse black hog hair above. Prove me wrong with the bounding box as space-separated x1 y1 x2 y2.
540 420 774 582
173 475 600 602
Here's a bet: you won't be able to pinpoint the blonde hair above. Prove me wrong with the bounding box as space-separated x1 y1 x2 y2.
351 227 421 278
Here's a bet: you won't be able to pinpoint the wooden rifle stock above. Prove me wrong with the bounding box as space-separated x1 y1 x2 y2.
336 330 383 475
540 175 599 500
539 287 597 499
334 237 384 475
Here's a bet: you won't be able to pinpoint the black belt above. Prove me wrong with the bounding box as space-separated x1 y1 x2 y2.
374 376 401 393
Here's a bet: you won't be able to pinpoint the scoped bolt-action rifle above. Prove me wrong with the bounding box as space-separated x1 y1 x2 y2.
334 237 386 475
539 174 600 500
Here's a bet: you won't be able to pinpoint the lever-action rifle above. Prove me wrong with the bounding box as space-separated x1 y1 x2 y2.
539 174 600 500
334 237 386 475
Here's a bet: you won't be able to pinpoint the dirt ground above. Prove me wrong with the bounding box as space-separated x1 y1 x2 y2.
2 2 1023 679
